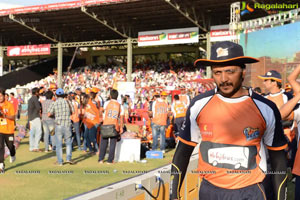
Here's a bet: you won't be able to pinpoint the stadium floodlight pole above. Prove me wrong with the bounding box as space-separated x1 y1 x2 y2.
164 0 207 32
81 6 128 38
8 14 57 43
57 42 63 88
127 37 132 82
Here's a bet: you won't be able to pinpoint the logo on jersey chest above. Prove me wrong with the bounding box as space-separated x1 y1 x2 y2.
243 127 260 141
199 123 213 138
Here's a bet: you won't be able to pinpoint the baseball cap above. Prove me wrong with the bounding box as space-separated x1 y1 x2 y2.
258 70 282 82
194 41 259 68
56 88 64 95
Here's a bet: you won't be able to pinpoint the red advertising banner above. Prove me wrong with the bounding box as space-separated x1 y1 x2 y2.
7 44 51 57
0 0 124 16
210 29 238 42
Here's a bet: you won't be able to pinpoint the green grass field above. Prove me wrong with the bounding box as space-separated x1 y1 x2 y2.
0 119 176 200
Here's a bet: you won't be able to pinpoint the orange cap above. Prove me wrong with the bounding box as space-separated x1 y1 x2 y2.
49 83 57 89
85 88 91 94
91 87 100 93
161 91 168 96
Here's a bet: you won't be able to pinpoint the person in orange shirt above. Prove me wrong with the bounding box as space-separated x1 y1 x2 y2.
171 94 187 137
150 91 169 152
258 70 295 199
170 41 288 200
69 93 81 151
0 88 16 173
259 70 297 166
99 89 124 164
9 93 18 117
82 94 100 154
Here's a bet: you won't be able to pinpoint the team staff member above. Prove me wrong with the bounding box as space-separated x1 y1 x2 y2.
151 91 169 152
82 94 100 153
171 94 187 136
98 89 124 164
258 70 295 199
170 41 288 200
258 70 295 142
0 88 16 173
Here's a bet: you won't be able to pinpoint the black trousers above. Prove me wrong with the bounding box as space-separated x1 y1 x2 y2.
98 135 117 163
0 133 16 163
199 179 266 200
174 117 184 135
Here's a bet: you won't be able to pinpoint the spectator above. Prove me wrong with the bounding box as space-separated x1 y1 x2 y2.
27 87 42 152
171 94 187 136
9 93 18 119
48 88 74 166
150 91 169 152
82 93 100 154
69 93 81 151
99 89 124 164
41 91 55 152
16 95 24 120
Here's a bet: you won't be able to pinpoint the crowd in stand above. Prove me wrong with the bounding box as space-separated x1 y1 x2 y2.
3 61 214 166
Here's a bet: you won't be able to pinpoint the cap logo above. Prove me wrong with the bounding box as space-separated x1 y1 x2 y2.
216 47 228 58
267 72 272 76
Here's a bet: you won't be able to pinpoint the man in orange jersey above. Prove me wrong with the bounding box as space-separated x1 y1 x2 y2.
0 88 16 173
258 70 295 199
258 70 294 124
170 41 288 200
98 89 124 164
171 94 187 137
150 91 169 152
9 93 18 118
259 70 297 162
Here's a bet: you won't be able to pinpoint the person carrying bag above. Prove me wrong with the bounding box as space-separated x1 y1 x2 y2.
98 89 124 164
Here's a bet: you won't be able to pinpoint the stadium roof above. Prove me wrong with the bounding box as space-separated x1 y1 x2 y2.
0 0 298 46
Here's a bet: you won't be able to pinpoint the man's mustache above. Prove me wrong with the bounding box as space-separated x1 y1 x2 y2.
219 82 233 87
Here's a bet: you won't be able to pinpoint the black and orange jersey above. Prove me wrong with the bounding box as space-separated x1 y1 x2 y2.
178 88 287 189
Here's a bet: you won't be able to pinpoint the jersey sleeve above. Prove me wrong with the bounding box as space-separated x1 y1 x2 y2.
253 93 288 150
178 90 214 147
